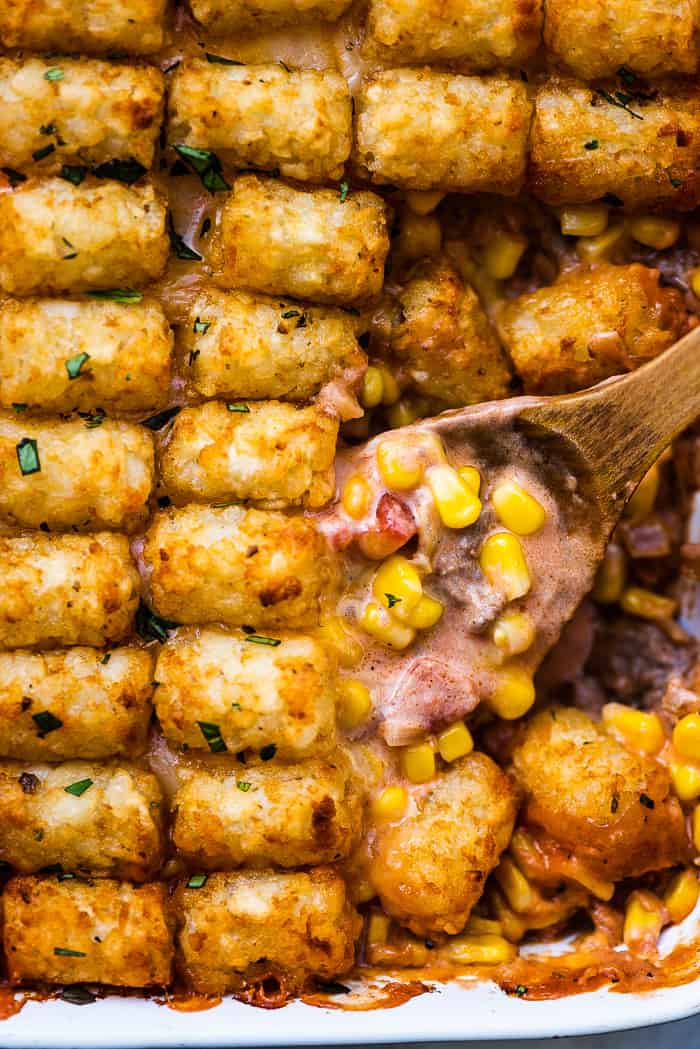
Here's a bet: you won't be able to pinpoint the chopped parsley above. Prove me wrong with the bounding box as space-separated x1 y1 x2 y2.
65 352 90 379
32 711 63 736
193 317 210 334
237 781 251 791
79 409 106 429
187 349 200 366
33 143 55 162
57 872 75 881
173 144 230 193
100 653 111 665
40 123 57 136
16 437 40 476
197 721 227 753
44 67 65 81
245 635 281 647
281 309 300 319
87 289 142 303
142 406 181 430
135 601 179 643
61 986 96 1006
385 593 401 608
12 403 27 412
260 743 277 761
2 167 26 187
205 53 243 65
64 778 93 797
595 88 643 120
339 180 349 203
93 158 147 185
167 212 203 261
54 947 86 958
584 139 599 150
640 793 655 809
227 403 250 412
513 985 528 997
62 237 77 260
187 873 208 889
59 164 87 186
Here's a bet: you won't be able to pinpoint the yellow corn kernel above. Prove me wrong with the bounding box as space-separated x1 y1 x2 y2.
372 555 423 620
378 364 400 406
559 204 609 238
492 610 535 656
360 601 416 649
367 911 391 945
625 463 660 522
620 586 677 622
402 741 436 784
664 869 700 925
628 216 680 251
623 893 665 956
397 211 442 262
670 762 700 802
492 479 546 536
480 532 531 600
361 365 384 409
404 190 445 216
694 804 700 851
339 678 372 729
491 666 536 720
447 933 517 965
690 267 700 299
372 785 408 821
387 398 419 428
405 593 444 630
376 439 424 490
482 230 528 280
317 616 363 668
576 222 626 262
494 856 535 914
437 721 474 762
601 703 665 756
342 474 371 520
673 713 700 762
426 464 482 529
458 465 481 495
592 542 627 604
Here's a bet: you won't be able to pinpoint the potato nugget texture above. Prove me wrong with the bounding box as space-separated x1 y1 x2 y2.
511 706 691 881
498 263 686 394
366 0 542 68
144 505 338 629
161 401 338 509
168 62 351 183
189 0 353 34
0 533 140 649
0 414 154 532
529 78 700 210
0 58 164 173
0 760 164 880
368 753 517 937
176 868 359 994
354 70 531 194
172 751 359 869
376 256 511 407
3 877 174 987
544 0 700 79
0 297 173 414
0 178 168 296
181 288 364 402
154 628 337 759
0 647 153 760
0 0 167 54
216 175 390 306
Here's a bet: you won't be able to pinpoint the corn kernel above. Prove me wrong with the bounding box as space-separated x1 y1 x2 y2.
480 532 531 600
601 703 665 756
576 222 626 262
494 857 535 913
405 593 444 630
670 762 700 802
623 893 664 956
466 916 503 936
361 366 383 409
387 398 419 428
664 869 699 925
404 190 445 215
491 666 536 720
317 616 363 668
592 542 627 604
373 555 423 620
625 463 659 522
458 466 481 495
559 204 609 238
397 211 442 262
620 587 677 622
426 464 482 529
482 231 528 280
376 439 424 490
694 804 700 851
360 601 416 649
492 479 546 536
673 713 700 762
437 721 474 762
339 678 372 729
372 785 408 821
492 610 535 656
447 933 517 965
342 474 371 519
628 216 681 251
367 912 391 945
402 741 436 783
378 364 400 406
691 267 700 299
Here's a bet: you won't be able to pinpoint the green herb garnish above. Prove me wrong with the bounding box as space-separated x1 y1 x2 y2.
65 352 90 380
584 139 599 150
205 53 243 65
260 743 277 761
187 873 208 888
385 593 401 608
64 778 92 797
54 947 86 957
141 406 181 430
135 600 179 642
245 635 281 646
87 289 142 303
237 781 251 791
44 67 65 81
32 711 63 737
16 438 40 475
59 164 87 186
640 793 655 809
227 403 250 412
93 158 147 185
2 167 26 187
197 721 227 753
33 143 55 162
339 180 349 203
172 144 230 194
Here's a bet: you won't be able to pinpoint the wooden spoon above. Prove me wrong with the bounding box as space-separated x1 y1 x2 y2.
327 324 700 745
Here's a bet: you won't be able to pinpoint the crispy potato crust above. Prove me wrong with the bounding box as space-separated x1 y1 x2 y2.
0 0 168 54
189 0 352 34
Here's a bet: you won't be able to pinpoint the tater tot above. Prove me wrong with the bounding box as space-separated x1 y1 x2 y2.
0 760 164 880
155 629 337 759
529 78 700 210
365 0 542 68
189 0 352 34
0 533 140 649
511 706 691 881
216 175 390 306
161 401 338 509
0 414 154 532
0 647 153 761
544 0 699 79
0 0 167 54
181 288 365 401
0 178 168 296
176 868 359 995
375 256 511 407
143 505 338 629
168 62 351 183
172 751 359 869
3 876 174 987
0 297 173 414
0 58 164 174
354 70 531 194
498 263 687 394
369 753 517 937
